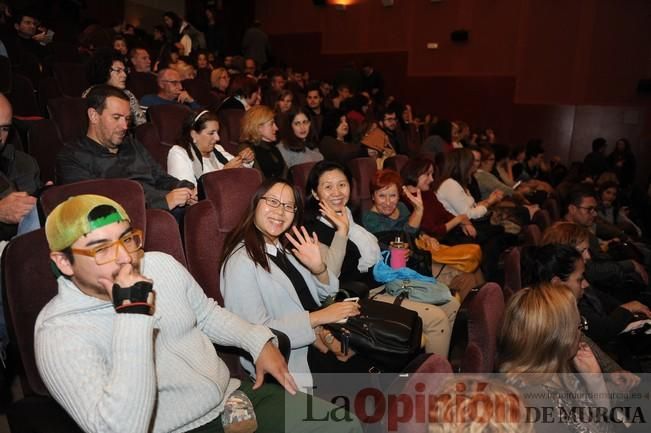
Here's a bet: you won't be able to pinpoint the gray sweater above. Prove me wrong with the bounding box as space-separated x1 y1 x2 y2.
35 252 274 433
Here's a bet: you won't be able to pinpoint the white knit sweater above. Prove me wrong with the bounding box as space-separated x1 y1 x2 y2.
35 252 274 433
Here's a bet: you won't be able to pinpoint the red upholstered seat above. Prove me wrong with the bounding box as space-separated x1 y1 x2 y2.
25 119 63 184
290 161 317 193
47 97 88 143
126 71 157 100
460 282 505 373
201 167 263 232
347 157 377 214
147 104 192 147
532 208 552 232
383 154 408 173
216 109 245 155
41 179 147 232
502 246 522 301
52 62 89 97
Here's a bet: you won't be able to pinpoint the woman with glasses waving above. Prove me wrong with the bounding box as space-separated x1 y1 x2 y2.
277 107 323 169
220 179 377 391
83 48 146 126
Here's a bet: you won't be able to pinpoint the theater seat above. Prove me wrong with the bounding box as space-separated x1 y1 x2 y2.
217 109 245 155
290 161 317 192
41 179 147 233
347 157 377 214
147 104 192 147
2 229 84 432
200 168 263 232
47 97 88 143
460 282 505 373
383 154 408 173
25 119 64 184
502 247 522 301
52 62 88 97
126 72 157 100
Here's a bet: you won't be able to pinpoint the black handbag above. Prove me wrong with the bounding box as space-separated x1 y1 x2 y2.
325 297 423 371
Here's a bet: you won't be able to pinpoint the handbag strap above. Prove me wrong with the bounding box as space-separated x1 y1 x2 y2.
392 291 408 307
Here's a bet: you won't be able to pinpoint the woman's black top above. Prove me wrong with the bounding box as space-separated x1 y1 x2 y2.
268 250 320 312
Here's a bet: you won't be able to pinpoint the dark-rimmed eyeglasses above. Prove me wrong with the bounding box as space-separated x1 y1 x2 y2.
260 197 297 213
71 229 144 265
110 66 129 74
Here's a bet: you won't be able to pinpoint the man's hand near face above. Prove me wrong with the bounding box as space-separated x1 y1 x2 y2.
99 263 155 315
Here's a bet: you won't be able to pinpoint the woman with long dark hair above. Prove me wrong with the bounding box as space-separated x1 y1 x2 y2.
277 108 324 168
220 179 378 391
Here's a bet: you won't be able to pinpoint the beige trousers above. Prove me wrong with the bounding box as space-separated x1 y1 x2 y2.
372 293 459 357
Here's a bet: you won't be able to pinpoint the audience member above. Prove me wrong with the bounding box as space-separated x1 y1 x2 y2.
129 47 152 73
360 63 384 103
140 68 200 109
434 148 503 220
608 137 636 189
274 89 294 115
83 48 146 126
597 181 642 239
240 105 287 179
499 283 611 433
218 74 260 111
241 20 270 68
331 84 351 109
538 225 651 371
583 137 609 180
167 110 254 185
220 178 378 391
401 157 475 241
37 194 360 433
302 161 459 357
563 185 648 300
277 107 323 168
56 85 197 211
262 68 287 107
0 93 40 246
378 104 408 155
209 67 230 105
318 110 362 165
305 83 327 138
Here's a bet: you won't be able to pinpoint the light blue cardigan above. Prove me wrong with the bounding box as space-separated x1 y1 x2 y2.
221 242 339 391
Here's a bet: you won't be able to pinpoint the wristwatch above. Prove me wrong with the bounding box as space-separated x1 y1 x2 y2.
324 333 335 345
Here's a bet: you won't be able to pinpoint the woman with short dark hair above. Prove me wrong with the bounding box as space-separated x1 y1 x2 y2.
83 48 145 126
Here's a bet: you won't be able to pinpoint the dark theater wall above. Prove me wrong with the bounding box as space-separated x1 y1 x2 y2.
257 0 651 185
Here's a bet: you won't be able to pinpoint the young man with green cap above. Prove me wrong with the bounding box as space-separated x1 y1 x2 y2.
35 194 361 433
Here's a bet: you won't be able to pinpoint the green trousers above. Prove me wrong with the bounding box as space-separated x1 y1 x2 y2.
189 379 362 433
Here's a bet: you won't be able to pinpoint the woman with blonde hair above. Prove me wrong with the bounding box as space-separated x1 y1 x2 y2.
240 105 287 179
499 283 611 433
209 67 229 104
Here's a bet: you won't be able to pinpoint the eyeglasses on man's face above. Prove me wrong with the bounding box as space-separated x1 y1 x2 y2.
577 206 597 214
260 196 297 213
71 229 144 265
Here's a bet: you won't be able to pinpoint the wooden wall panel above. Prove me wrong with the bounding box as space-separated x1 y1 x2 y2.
510 105 576 162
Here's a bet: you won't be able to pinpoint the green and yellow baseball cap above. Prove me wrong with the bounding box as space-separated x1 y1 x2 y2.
45 194 130 251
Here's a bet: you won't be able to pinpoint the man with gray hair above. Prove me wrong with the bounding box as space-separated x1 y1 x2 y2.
140 68 200 109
